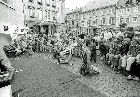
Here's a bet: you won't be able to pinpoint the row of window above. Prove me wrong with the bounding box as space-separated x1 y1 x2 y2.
67 5 140 21
69 17 115 27
67 8 115 20
28 8 43 20
120 17 138 23
28 5 56 20
29 0 55 5
73 17 138 26
119 6 139 14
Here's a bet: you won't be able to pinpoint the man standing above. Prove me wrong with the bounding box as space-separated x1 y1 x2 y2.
90 39 96 63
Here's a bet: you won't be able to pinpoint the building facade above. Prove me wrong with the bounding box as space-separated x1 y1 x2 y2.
116 0 140 28
23 0 66 37
65 8 81 37
65 0 118 37
65 0 140 37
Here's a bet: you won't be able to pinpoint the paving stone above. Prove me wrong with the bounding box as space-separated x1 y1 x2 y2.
61 55 140 97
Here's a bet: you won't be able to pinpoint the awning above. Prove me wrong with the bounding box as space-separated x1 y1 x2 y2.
41 21 59 26
27 20 41 27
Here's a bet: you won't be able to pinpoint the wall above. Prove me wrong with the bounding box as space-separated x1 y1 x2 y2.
0 0 24 26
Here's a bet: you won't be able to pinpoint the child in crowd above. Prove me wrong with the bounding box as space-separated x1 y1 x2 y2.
106 49 114 66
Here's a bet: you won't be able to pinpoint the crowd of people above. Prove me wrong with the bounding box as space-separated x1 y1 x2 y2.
50 28 140 81
3 27 140 81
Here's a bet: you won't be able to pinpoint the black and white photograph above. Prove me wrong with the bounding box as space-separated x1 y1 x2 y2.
0 0 140 97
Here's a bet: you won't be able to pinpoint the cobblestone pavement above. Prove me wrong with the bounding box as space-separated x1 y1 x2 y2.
57 55 140 97
10 53 107 97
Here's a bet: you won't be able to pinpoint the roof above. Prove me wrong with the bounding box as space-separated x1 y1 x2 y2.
66 0 119 14
82 0 119 12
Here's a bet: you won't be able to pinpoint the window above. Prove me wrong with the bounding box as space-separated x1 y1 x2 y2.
29 8 35 18
133 6 138 12
119 9 124 14
48 10 50 20
103 10 106 15
95 19 98 25
120 18 124 24
109 17 115 25
101 11 103 16
109 9 112 14
81 21 85 26
83 15 85 19
102 18 106 25
45 10 47 18
126 18 130 23
37 10 42 20
72 20 74 25
93 12 95 17
126 8 131 13
132 17 138 22
76 14 78 19
87 21 89 26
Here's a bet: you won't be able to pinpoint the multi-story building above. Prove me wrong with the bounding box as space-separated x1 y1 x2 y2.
23 0 66 37
66 0 140 37
65 8 81 37
116 0 140 29
65 0 118 37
